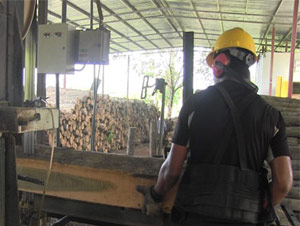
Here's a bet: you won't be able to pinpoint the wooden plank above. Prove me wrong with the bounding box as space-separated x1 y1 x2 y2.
287 137 299 146
0 107 59 133
281 204 300 226
292 160 300 170
16 145 177 212
286 127 300 138
290 146 300 160
287 187 300 199
284 116 300 126
275 205 292 226
293 170 300 180
282 198 300 212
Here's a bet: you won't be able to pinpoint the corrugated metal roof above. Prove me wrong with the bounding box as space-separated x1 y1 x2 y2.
46 0 300 53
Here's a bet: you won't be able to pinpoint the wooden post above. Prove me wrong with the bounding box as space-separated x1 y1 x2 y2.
127 127 136 155
0 137 5 226
149 120 157 157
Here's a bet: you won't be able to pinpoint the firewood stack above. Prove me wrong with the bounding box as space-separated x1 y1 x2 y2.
49 95 159 153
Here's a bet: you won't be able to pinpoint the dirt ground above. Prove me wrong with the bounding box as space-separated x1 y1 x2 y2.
114 142 152 157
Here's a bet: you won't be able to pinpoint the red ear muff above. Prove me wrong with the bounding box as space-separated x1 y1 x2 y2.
212 53 230 78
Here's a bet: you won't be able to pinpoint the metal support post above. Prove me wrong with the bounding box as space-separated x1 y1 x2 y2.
183 32 194 104
269 25 275 96
91 66 101 152
62 0 67 23
56 73 60 147
127 55 130 99
158 84 165 156
288 0 299 98
90 0 93 29
91 65 97 152
0 137 5 226
37 0 48 144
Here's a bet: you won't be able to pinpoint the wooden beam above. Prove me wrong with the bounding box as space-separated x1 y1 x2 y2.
16 145 178 212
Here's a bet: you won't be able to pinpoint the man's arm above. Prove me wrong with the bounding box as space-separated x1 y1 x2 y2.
269 156 293 205
153 143 188 196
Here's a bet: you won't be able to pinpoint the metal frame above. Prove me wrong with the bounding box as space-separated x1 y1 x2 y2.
257 0 284 53
34 195 170 226
42 0 300 53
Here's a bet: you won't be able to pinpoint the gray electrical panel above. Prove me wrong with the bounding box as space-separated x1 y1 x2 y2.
37 23 77 74
77 28 110 64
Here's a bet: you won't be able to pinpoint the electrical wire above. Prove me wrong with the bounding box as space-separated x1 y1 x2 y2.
74 64 86 72
37 108 56 226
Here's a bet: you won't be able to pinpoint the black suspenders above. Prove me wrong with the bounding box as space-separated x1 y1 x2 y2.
215 84 257 170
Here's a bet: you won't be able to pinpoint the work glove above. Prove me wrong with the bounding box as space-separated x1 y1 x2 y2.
136 185 163 216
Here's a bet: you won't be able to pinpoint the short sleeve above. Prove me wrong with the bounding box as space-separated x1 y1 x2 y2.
172 96 195 147
269 111 291 158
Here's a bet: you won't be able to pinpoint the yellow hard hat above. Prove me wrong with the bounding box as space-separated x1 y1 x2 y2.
206 27 257 67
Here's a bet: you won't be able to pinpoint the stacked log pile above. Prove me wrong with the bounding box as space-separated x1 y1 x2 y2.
262 96 300 217
49 95 159 153
165 118 178 144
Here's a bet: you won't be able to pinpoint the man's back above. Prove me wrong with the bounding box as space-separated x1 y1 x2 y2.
173 80 288 172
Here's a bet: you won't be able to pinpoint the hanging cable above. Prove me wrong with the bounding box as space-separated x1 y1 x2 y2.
37 108 55 226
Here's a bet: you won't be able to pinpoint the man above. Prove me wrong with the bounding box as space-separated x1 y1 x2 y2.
138 27 293 226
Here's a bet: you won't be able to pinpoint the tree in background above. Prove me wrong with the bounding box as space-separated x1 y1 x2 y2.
163 51 183 118
131 48 213 118
131 50 183 118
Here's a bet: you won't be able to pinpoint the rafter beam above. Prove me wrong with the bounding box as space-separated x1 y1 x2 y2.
48 10 84 28
243 0 249 28
150 0 182 38
104 7 294 20
257 0 284 52
105 14 296 26
275 17 300 51
217 0 224 33
120 0 173 48
190 1 211 47
160 0 184 35
48 9 129 52
62 0 145 51
98 1 160 49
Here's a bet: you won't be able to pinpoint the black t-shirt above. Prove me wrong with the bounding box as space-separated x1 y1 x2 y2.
172 80 290 171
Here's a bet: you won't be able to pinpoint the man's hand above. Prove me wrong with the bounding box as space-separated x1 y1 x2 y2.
136 185 163 216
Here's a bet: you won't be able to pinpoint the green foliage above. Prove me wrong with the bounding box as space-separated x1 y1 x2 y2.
105 131 114 144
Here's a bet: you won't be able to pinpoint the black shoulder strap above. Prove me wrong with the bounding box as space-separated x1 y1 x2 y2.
215 84 248 170
213 90 258 166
